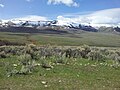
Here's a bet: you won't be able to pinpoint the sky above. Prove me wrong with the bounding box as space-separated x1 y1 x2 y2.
0 0 120 26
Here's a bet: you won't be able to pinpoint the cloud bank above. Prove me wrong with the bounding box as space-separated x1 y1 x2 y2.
57 8 120 27
47 0 79 7
0 4 4 8
3 8 120 27
26 0 31 2
13 15 47 21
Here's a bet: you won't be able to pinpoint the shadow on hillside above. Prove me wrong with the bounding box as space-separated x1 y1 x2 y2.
0 27 68 34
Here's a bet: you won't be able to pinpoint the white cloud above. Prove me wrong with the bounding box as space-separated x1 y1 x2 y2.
2 8 120 27
13 15 48 21
0 4 4 8
57 8 120 27
89 8 120 24
47 0 79 7
26 0 31 2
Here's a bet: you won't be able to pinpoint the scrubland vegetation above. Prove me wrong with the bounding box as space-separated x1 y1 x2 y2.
0 30 120 90
0 44 120 90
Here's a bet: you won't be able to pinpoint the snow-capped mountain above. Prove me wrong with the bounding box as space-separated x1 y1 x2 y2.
1 8 120 33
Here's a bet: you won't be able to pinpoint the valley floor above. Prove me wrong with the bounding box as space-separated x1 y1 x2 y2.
0 31 120 47
0 57 120 90
0 30 120 90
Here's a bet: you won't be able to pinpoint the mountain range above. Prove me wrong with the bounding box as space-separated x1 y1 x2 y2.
0 19 120 33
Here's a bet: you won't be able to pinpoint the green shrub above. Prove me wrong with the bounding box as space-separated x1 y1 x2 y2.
41 58 53 69
87 50 106 62
20 65 33 74
81 45 91 58
18 54 35 74
18 54 32 65
5 62 19 77
110 52 120 64
0 51 9 58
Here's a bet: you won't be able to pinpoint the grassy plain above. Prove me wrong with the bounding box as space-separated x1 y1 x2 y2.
0 56 120 90
0 31 120 90
0 32 120 47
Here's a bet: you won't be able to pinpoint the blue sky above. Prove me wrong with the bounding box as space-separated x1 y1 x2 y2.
0 0 120 27
0 0 120 19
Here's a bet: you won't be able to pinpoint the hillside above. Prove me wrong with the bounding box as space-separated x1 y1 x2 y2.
0 27 68 34
0 27 120 47
98 26 120 33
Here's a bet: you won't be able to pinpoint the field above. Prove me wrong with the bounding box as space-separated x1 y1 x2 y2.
0 31 120 47
0 56 120 90
0 29 120 90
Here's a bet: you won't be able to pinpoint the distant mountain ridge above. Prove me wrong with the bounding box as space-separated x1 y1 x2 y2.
0 19 120 33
